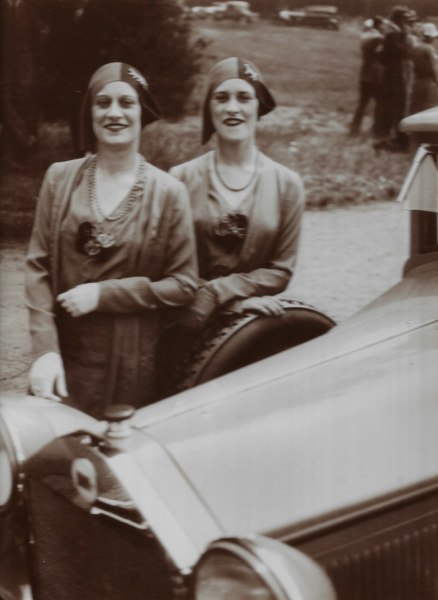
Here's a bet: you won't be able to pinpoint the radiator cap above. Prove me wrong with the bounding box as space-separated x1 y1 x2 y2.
104 404 135 439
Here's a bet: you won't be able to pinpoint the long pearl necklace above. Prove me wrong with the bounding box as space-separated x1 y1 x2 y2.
89 154 145 223
80 155 145 256
214 150 259 193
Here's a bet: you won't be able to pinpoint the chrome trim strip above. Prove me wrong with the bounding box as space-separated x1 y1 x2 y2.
275 478 438 545
90 506 148 530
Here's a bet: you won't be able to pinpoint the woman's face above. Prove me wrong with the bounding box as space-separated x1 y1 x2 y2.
91 81 142 149
210 78 259 144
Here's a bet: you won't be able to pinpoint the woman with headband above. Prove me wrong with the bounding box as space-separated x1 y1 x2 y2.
25 62 198 417
170 57 304 330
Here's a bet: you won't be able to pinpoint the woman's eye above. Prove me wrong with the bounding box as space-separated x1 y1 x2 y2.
120 98 136 108
95 98 110 108
238 94 254 102
213 94 228 103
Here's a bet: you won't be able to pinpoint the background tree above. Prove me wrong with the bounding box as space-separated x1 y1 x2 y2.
2 0 205 155
1 0 40 168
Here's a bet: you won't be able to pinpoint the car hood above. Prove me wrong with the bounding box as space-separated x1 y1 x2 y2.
133 261 438 536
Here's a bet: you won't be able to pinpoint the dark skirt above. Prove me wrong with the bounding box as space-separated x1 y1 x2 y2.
57 309 159 419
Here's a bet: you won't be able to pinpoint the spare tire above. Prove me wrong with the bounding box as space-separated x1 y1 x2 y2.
159 299 335 397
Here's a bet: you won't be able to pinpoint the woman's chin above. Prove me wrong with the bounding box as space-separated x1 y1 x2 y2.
218 131 253 145
97 137 140 152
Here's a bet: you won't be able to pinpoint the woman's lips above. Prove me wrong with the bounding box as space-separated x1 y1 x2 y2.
224 118 244 126
105 124 127 131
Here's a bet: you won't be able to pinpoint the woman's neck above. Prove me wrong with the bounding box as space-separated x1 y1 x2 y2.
216 139 257 166
96 145 139 175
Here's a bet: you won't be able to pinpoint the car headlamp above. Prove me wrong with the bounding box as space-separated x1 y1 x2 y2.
192 535 335 600
195 545 277 599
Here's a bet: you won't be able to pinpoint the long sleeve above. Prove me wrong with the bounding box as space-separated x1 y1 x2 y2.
25 164 60 359
97 182 198 313
207 175 305 305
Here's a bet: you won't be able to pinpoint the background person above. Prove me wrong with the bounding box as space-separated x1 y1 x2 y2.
378 6 417 151
25 62 198 418
408 22 438 115
349 16 386 137
169 56 305 329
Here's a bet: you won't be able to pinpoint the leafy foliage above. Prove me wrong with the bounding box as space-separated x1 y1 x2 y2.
35 0 206 124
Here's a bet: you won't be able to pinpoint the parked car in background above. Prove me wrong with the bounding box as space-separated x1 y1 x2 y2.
190 2 227 19
215 0 258 22
277 5 340 29
191 1 258 22
1 108 437 599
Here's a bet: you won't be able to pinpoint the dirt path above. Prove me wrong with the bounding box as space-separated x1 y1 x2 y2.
0 200 409 395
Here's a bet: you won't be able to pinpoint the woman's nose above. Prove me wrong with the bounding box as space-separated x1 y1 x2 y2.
107 100 123 118
225 96 240 113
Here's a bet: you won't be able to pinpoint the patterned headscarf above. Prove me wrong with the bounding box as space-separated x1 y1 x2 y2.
79 62 161 152
201 57 276 145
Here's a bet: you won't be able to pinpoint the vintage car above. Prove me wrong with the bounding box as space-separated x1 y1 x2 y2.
190 1 257 22
213 1 258 23
190 3 227 19
277 6 340 30
1 108 437 600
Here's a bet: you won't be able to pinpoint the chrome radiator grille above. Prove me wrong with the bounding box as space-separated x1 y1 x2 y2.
28 479 175 600
325 523 438 599
296 491 438 600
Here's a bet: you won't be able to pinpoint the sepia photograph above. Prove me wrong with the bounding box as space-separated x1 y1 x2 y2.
1 0 437 598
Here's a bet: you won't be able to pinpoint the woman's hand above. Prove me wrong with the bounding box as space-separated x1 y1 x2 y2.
57 283 100 317
178 286 218 331
228 296 285 317
29 352 67 401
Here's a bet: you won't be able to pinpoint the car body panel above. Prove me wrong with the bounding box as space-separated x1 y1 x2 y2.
127 260 438 536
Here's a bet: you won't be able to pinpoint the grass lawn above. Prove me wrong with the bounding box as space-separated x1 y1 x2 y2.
143 20 410 209
189 20 360 111
1 19 411 239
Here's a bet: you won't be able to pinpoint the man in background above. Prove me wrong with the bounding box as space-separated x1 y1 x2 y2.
377 5 417 152
349 16 387 137
408 22 438 115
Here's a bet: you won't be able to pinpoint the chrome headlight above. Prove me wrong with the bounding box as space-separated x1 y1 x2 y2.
193 535 336 600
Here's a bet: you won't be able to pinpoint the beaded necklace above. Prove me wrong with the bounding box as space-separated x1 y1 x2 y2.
214 150 259 193
77 155 145 257
89 154 145 222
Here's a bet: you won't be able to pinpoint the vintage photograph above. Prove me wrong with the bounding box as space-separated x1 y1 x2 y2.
1 0 437 598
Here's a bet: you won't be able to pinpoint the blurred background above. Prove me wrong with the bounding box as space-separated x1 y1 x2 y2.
2 0 437 240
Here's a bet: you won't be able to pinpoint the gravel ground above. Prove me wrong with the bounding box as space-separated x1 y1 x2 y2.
0 200 409 395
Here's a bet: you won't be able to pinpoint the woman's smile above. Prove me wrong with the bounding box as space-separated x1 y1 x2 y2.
223 117 245 126
104 123 128 132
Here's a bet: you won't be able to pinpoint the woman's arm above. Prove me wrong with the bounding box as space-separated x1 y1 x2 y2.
207 177 305 306
176 174 305 329
25 164 61 358
26 164 68 399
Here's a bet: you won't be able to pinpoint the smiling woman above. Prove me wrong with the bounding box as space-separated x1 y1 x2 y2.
25 62 198 418
157 57 306 395
169 57 304 328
